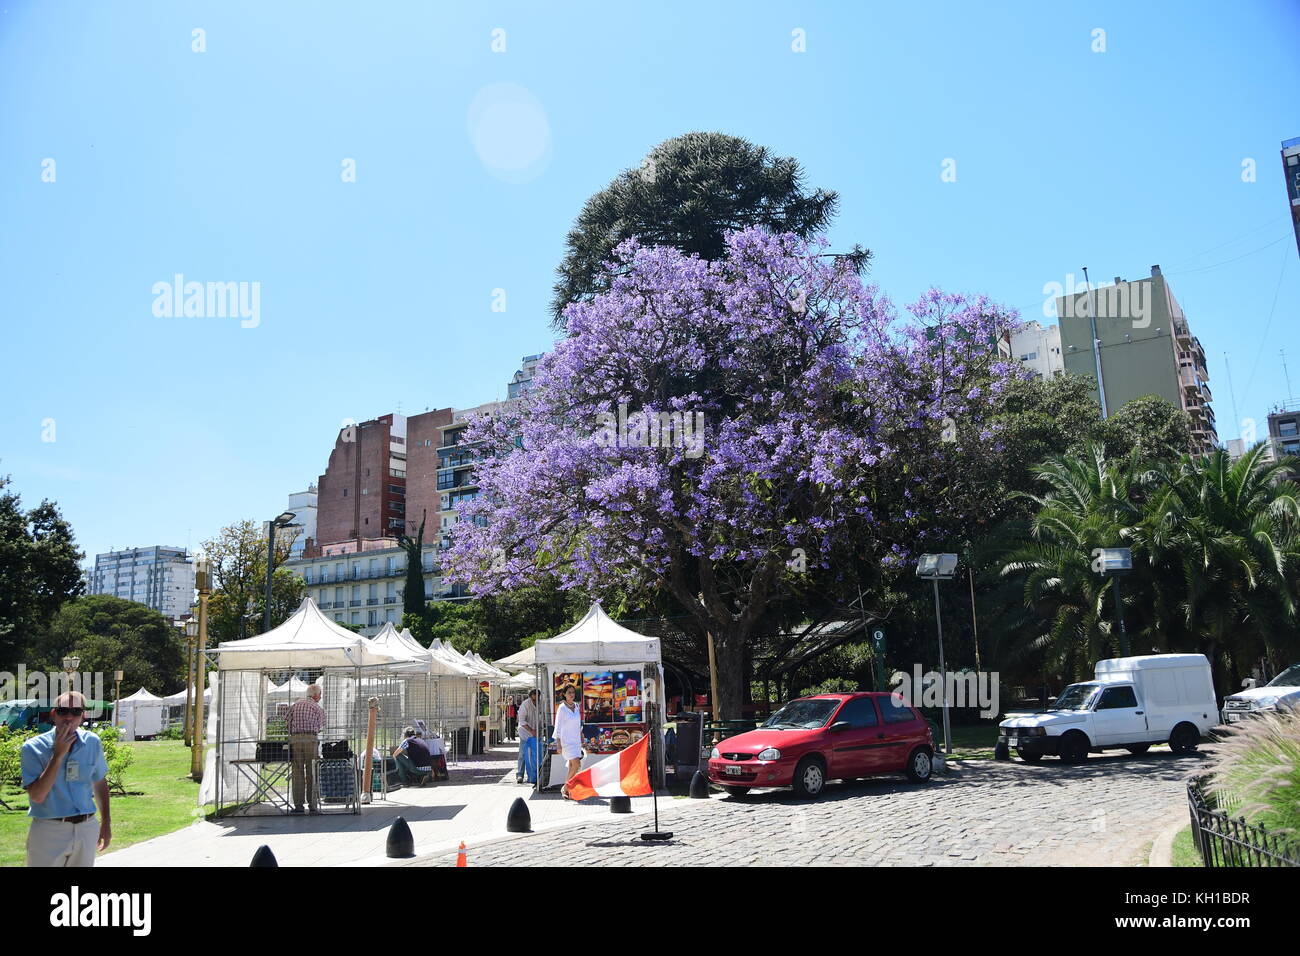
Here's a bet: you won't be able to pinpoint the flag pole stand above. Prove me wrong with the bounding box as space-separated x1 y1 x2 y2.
640 681 672 841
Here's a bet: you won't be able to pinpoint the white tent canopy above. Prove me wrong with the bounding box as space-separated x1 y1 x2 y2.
533 603 662 666
116 687 169 741
492 644 537 672
217 597 403 669
428 639 486 677
120 687 164 702
162 687 210 704
369 622 433 664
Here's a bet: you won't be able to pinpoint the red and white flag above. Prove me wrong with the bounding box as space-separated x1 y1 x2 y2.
565 733 652 801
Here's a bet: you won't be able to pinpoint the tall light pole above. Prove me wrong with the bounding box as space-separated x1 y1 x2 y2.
1091 547 1133 656
263 511 297 634
917 553 958 755
191 556 212 781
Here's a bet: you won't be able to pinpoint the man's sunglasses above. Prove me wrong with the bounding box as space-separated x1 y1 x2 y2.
54 707 84 716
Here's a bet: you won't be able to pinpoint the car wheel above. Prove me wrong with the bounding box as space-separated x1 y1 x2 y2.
791 756 826 799
726 786 750 799
1169 723 1200 755
1058 731 1090 764
1016 748 1043 763
905 746 933 783
1125 744 1150 755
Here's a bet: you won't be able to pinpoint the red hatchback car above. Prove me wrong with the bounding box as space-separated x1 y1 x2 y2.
706 692 935 799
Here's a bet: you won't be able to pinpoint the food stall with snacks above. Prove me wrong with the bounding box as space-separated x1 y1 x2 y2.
532 603 667 789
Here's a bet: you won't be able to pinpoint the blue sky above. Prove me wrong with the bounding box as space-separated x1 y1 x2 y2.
1 0 1297 566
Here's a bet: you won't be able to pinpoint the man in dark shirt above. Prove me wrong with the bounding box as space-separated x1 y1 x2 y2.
392 727 434 786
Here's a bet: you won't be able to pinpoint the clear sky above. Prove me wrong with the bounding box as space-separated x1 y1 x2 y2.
1 0 1297 567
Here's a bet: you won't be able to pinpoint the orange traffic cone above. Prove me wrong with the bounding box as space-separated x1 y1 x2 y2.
456 841 467 867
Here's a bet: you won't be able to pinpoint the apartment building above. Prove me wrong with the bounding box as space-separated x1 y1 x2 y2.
290 542 445 636
1056 264 1218 455
90 546 195 618
1010 321 1064 379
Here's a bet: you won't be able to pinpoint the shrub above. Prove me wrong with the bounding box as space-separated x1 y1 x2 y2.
155 725 186 741
0 724 133 795
93 724 134 795
1206 711 1300 839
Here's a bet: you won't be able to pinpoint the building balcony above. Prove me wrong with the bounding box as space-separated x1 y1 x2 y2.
349 599 362 607
366 598 379 605
1174 319 1191 342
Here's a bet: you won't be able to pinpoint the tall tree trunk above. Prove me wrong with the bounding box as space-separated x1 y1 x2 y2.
712 632 749 722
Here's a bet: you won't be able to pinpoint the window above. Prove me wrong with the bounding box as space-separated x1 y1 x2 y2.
1096 686 1138 710
343 488 347 497
1019 351 1037 361
1279 420 1298 437
881 695 918 724
834 697 879 728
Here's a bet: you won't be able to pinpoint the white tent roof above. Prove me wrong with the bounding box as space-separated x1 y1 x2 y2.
500 672 536 691
369 623 433 663
428 640 487 677
533 603 661 666
268 677 311 696
492 644 537 672
217 597 403 669
162 687 210 704
467 650 509 680
120 687 165 702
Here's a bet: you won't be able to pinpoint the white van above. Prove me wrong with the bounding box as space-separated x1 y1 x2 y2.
998 654 1218 763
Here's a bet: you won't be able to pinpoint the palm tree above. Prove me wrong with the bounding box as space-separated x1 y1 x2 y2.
1137 445 1300 689
997 443 1146 681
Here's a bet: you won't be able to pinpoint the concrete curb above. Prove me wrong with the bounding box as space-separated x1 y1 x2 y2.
1148 810 1188 867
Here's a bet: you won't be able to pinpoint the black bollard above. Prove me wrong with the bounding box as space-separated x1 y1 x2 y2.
250 844 278 867
386 816 416 858
994 742 1010 761
609 795 631 814
689 770 710 799
506 797 532 833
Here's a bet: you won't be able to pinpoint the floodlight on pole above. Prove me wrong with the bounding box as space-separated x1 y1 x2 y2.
1091 547 1133 656
916 553 959 755
263 511 297 634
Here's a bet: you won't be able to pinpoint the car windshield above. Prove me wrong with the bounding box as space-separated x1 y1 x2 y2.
762 699 841 730
1266 664 1300 688
1052 683 1101 711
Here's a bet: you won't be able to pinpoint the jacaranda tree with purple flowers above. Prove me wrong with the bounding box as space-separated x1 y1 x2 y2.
446 229 1021 718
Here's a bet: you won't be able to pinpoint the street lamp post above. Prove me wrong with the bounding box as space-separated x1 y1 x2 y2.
1091 547 1133 656
191 556 212 781
183 619 199 747
263 511 297 634
916 553 959 756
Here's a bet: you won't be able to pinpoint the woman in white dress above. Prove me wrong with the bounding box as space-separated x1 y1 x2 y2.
554 684 584 799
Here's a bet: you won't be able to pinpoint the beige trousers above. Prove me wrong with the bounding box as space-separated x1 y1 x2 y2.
26 817 98 867
290 734 319 810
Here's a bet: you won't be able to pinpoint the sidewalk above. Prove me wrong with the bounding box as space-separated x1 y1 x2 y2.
98 742 659 868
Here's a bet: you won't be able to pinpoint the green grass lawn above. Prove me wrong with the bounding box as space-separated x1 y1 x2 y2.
936 722 1001 759
1171 825 1202 867
1 740 200 867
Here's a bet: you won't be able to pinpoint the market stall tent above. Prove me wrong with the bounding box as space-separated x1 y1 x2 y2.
216 597 401 669
117 687 169 741
532 603 667 787
492 644 536 673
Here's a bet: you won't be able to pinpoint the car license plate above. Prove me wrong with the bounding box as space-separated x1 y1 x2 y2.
725 765 743 776
1226 713 1240 722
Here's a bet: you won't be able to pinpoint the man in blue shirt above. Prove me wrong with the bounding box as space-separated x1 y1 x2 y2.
391 726 434 786
21 691 111 867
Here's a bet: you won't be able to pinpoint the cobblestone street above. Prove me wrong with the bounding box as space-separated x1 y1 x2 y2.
407 750 1203 867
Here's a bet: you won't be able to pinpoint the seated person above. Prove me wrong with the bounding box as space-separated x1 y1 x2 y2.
391 727 434 786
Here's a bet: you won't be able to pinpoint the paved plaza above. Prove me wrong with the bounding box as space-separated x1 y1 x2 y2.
99 743 658 868
402 749 1201 868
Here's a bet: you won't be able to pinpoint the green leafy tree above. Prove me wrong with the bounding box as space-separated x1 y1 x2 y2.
0 475 85 668
1101 394 1193 464
397 510 429 617
551 131 862 325
33 594 187 694
202 520 299 641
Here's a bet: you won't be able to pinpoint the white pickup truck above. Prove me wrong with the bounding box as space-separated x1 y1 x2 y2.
1221 663 1300 723
999 654 1218 764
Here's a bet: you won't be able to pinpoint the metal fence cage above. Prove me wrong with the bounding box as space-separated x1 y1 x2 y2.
213 665 471 814
1187 775 1300 868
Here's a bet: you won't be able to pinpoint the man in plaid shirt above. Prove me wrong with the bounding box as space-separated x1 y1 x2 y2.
287 684 325 814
